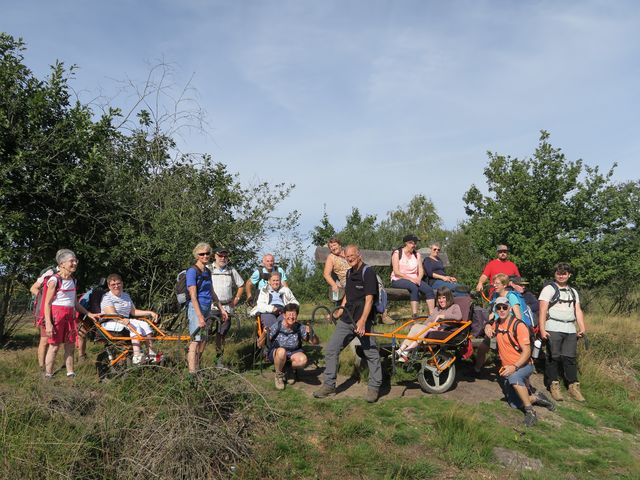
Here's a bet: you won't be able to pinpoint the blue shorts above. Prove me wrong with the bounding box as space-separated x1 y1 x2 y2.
506 363 534 386
499 363 534 409
188 302 212 341
267 347 303 363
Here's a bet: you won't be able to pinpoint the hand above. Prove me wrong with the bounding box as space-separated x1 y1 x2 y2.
86 312 98 322
331 285 339 293
232 297 240 307
449 276 457 283
150 312 159 323
499 365 516 377
484 324 494 338
576 329 585 338
355 319 366 336
220 309 229 321
475 283 483 292
539 328 550 340
198 316 206 328
45 322 53 337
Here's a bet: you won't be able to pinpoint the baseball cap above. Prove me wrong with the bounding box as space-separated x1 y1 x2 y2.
495 297 510 306
403 234 419 243
214 247 230 255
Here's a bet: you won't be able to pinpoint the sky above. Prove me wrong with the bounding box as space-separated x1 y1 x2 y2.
4 0 640 245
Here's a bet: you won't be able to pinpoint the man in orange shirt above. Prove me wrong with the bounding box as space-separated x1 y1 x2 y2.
485 297 555 426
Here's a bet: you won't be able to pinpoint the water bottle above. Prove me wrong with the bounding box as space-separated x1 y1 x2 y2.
332 289 339 301
532 339 542 359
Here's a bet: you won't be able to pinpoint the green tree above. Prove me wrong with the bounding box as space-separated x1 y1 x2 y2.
463 131 640 309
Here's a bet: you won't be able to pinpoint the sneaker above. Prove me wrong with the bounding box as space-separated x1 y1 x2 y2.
533 391 556 412
66 372 76 378
365 387 379 403
395 349 409 363
568 382 586 402
549 381 564 401
381 312 395 325
132 354 144 365
524 408 538 427
313 384 336 399
44 373 54 380
274 372 286 391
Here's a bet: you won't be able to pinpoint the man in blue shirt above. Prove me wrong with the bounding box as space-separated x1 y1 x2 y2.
245 254 288 305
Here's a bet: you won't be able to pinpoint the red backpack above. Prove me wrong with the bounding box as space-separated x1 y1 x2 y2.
33 272 63 326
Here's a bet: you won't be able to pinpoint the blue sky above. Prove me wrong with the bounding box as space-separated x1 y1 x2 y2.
4 1 639 242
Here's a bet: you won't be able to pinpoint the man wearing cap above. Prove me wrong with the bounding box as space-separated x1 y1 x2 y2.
485 297 555 427
475 245 521 294
245 254 288 305
470 245 521 376
390 234 435 316
208 247 245 366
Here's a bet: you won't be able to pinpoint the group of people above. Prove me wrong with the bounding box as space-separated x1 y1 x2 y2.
33 238 587 426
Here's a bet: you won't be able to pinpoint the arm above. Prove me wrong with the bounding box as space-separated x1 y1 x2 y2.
538 300 549 339
355 294 374 336
30 279 43 296
500 342 531 377
232 272 245 307
575 301 586 337
305 324 320 345
131 308 159 323
511 302 522 321
323 256 340 291
476 273 488 292
417 253 425 283
43 279 57 337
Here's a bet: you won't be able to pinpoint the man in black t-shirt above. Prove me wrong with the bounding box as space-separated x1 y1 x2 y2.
313 245 382 403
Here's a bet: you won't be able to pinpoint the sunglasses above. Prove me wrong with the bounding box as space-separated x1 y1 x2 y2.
432 248 441 251
197 252 211 256
495 304 510 311
497 250 508 254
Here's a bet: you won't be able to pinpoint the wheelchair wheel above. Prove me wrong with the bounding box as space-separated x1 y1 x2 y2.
95 349 131 380
417 352 456 394
311 305 335 325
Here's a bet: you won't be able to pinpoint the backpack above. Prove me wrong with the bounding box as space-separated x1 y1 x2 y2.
32 266 58 324
496 316 535 354
257 265 280 282
389 247 417 269
543 281 577 310
506 290 537 328
363 265 388 314
175 266 205 306
79 278 108 314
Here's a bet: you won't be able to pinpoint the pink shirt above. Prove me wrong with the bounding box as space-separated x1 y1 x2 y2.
391 250 422 282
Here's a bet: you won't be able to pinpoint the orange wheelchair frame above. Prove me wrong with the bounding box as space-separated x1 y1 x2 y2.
364 316 472 394
92 313 192 379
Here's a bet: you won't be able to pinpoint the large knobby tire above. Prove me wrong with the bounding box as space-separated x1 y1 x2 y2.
417 352 456 394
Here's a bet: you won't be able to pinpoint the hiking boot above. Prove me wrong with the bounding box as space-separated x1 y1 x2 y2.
365 387 379 403
568 382 585 402
533 391 556 412
313 384 336 399
381 312 395 325
524 408 538 427
274 371 286 391
549 381 564 401
132 354 144 365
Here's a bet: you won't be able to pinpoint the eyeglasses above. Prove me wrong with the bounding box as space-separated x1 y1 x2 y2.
197 252 211 256
432 248 440 252
495 304 509 311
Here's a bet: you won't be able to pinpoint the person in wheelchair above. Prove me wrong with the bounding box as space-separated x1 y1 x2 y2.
249 271 298 329
99 273 160 365
394 286 462 362
257 303 319 390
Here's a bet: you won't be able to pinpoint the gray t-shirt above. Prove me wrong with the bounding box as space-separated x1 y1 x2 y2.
539 284 579 334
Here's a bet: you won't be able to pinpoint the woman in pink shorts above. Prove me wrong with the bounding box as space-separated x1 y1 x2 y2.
42 249 97 378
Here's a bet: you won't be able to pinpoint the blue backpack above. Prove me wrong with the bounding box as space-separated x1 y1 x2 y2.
362 265 388 314
506 290 536 328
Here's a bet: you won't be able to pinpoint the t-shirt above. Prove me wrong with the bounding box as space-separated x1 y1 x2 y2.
539 284 579 334
268 321 309 352
390 250 421 282
250 266 287 289
423 256 446 283
186 266 215 306
100 291 135 318
496 318 531 367
343 263 378 323
481 259 520 283
48 276 76 307
209 265 243 306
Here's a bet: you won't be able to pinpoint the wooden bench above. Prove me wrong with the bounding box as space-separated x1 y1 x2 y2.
314 246 450 301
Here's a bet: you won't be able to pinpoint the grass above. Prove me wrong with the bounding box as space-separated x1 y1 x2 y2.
1 307 639 479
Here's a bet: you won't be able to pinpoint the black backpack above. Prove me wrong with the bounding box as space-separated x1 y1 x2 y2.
175 266 206 306
543 281 577 311
496 316 535 354
257 265 280 282
389 247 417 269
269 320 305 350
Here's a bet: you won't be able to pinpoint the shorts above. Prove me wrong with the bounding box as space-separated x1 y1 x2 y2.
499 363 534 409
188 301 212 342
48 305 78 345
267 347 303 363
506 363 534 386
